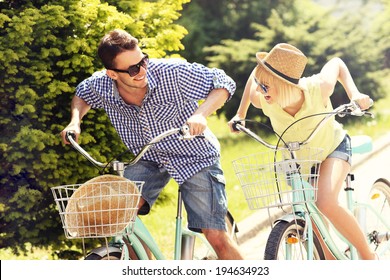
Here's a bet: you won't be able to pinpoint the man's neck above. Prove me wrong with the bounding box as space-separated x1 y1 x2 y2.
117 82 147 106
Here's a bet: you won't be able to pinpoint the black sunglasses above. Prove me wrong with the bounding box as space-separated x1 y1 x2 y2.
253 77 268 94
109 53 149 77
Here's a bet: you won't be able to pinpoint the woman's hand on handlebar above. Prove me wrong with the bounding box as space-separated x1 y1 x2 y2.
228 115 245 133
352 93 373 111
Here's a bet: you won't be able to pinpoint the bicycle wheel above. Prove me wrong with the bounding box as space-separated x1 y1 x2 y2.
364 178 390 259
264 219 325 260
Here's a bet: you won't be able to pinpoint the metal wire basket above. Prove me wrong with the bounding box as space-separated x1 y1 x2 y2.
232 148 323 210
51 175 143 239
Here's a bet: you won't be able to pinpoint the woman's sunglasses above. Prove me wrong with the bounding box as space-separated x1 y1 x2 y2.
253 77 269 94
109 53 149 77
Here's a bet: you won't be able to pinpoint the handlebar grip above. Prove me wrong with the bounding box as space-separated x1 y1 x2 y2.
232 121 243 132
65 131 76 142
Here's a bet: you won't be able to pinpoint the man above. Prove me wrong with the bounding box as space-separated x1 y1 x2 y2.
61 29 243 259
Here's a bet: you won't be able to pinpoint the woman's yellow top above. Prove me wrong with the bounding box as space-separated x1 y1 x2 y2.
260 74 346 161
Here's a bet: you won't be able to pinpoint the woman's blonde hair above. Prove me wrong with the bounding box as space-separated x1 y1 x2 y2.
255 65 302 108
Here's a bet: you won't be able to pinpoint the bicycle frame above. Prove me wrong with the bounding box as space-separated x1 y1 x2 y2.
108 190 214 260
102 205 212 260
275 139 373 260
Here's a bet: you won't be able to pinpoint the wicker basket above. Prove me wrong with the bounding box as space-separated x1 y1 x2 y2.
51 175 143 239
232 148 323 210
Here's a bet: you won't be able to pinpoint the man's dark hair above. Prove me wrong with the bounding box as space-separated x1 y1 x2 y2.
98 29 138 69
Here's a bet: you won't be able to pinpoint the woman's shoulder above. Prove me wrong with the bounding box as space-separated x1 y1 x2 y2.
301 74 329 108
300 74 321 90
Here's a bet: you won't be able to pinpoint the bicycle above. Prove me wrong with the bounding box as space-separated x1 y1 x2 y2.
52 126 238 260
231 101 390 260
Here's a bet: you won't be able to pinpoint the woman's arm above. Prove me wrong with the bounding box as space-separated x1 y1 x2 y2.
319 57 371 109
228 68 261 132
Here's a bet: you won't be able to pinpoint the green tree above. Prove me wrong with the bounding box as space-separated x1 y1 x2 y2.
369 0 390 90
178 0 282 64
0 0 189 257
203 0 387 122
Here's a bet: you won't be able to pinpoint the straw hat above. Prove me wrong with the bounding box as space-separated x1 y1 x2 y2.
65 175 140 238
256 43 307 90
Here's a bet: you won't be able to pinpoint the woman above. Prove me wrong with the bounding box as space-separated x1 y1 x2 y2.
228 43 376 260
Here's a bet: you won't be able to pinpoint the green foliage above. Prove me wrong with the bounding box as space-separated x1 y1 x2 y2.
199 0 389 122
0 0 189 257
178 0 282 64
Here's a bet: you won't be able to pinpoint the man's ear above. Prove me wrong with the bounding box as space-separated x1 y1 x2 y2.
106 69 118 80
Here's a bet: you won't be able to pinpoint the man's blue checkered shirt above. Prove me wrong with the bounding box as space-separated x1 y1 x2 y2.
75 58 236 184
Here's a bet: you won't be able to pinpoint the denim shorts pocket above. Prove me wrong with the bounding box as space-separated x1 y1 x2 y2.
209 171 226 186
209 171 227 215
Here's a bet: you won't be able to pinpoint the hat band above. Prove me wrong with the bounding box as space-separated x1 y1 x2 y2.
264 62 299 85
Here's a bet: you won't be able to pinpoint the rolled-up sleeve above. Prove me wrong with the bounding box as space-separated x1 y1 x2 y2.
75 72 108 109
211 68 235 102
177 61 236 102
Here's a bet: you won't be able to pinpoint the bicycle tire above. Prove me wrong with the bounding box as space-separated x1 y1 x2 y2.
264 219 325 260
85 250 122 260
364 178 390 259
84 239 144 260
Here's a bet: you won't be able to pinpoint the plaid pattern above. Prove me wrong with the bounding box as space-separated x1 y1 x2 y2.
75 58 235 184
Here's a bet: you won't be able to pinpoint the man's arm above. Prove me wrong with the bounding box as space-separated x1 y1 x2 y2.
60 96 91 144
186 88 229 136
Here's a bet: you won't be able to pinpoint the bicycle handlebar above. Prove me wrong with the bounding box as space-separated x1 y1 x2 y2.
65 125 195 169
232 100 374 151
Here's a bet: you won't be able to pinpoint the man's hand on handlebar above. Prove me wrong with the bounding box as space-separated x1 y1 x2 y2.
186 114 207 136
61 124 81 145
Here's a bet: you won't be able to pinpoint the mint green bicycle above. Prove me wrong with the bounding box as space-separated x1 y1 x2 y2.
232 101 390 260
52 126 238 260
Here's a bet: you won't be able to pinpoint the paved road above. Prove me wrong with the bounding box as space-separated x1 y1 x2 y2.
236 132 390 260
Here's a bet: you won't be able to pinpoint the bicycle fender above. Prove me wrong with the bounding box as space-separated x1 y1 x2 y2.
88 245 122 258
274 213 305 224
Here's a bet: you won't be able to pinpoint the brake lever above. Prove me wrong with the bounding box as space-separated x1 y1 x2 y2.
350 100 375 118
179 124 205 140
338 100 374 118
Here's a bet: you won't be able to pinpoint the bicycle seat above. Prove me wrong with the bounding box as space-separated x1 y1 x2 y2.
350 135 373 154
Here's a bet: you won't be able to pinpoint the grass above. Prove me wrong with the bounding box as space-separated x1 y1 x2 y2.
2 96 389 260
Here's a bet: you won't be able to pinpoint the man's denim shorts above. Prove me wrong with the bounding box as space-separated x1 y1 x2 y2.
124 160 228 233
327 134 352 165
